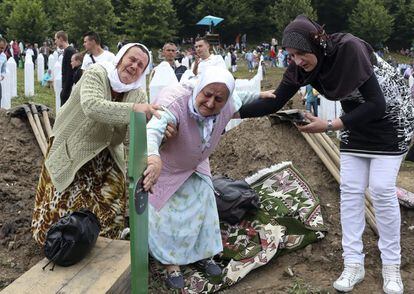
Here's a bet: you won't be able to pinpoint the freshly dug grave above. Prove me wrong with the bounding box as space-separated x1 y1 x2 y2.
0 109 43 289
210 117 414 293
1 108 413 293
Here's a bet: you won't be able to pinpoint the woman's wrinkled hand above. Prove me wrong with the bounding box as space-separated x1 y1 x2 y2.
143 155 162 192
133 103 162 121
259 90 276 99
296 112 327 133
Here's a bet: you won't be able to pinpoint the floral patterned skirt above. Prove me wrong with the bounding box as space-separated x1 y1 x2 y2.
31 146 127 246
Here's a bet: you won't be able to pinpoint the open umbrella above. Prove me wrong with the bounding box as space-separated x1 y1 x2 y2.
196 15 224 26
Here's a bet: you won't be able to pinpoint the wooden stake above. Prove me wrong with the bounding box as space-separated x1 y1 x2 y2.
300 131 378 234
22 104 47 157
30 103 48 148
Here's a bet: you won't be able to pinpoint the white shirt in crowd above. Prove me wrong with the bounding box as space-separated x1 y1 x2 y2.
192 54 226 76
81 50 116 70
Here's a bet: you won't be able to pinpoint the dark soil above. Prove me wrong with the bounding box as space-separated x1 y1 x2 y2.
1 108 413 293
210 117 414 293
0 109 44 289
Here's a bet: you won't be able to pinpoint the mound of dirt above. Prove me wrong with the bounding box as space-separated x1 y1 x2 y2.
1 108 413 293
210 117 414 293
0 109 43 289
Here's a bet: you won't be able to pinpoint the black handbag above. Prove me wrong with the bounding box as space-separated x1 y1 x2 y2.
212 176 260 225
43 209 101 270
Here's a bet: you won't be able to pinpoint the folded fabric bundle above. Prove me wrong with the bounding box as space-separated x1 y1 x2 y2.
397 187 414 208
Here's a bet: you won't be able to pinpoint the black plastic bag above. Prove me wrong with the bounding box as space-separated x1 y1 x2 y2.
43 209 101 270
213 176 260 225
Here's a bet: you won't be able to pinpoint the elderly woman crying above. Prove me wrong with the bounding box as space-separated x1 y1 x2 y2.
32 43 161 246
143 66 274 289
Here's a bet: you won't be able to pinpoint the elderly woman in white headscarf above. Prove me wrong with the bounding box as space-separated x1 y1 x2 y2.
143 66 267 289
32 43 160 246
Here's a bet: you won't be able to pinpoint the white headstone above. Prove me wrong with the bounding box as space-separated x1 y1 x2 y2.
54 60 62 112
225 53 231 69
181 56 190 69
37 53 44 82
149 62 178 102
48 53 56 79
319 96 342 121
1 75 11 109
24 55 35 97
256 63 263 81
6 57 17 97
179 69 194 84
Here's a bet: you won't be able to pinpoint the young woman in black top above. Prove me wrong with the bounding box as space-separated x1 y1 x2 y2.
239 15 413 294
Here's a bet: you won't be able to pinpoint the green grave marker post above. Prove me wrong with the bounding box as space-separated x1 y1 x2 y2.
127 112 148 294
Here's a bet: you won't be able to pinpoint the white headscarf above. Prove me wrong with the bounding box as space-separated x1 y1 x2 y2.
188 66 235 148
102 43 150 93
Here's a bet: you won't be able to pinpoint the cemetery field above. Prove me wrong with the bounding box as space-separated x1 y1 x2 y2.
2 59 414 293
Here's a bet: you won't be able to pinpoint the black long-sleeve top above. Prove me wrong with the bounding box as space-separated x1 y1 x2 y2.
239 73 407 156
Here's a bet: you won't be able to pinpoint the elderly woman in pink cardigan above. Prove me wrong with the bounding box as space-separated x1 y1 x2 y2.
143 66 274 289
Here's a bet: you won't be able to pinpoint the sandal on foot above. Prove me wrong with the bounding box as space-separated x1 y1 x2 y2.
195 259 222 278
165 270 184 289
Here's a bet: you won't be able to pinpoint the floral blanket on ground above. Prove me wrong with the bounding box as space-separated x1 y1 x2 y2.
150 162 327 293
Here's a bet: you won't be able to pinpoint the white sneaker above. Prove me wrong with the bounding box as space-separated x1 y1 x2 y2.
333 263 365 292
382 264 404 294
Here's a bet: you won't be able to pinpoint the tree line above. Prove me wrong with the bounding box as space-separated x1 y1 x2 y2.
0 0 412 49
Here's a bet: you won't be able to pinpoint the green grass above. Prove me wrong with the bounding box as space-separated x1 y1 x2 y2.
12 67 56 115
384 52 413 64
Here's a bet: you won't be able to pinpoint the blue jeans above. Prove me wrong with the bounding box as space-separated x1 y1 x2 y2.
247 60 253 70
306 100 318 116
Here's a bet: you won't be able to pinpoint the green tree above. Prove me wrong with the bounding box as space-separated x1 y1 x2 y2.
269 0 317 40
5 0 49 43
172 0 199 38
348 0 394 47
312 0 358 33
123 0 180 48
60 0 118 47
111 0 131 35
382 0 414 48
41 0 66 34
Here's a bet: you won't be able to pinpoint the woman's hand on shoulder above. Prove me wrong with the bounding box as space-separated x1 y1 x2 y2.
143 155 162 192
133 103 162 121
